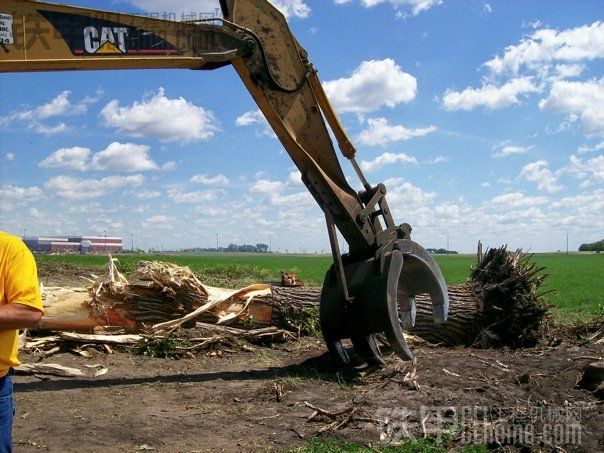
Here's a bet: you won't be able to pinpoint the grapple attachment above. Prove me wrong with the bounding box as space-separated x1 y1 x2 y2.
320 239 449 366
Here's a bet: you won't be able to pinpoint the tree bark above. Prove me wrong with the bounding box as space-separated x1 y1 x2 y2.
411 282 483 345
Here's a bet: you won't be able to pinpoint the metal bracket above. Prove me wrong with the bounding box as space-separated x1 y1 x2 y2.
324 210 353 305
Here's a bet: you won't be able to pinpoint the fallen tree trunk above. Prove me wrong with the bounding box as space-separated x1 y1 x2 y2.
412 282 483 346
38 246 550 348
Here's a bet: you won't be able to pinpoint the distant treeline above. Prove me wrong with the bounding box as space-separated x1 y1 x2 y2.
181 243 270 253
579 239 604 252
426 248 458 254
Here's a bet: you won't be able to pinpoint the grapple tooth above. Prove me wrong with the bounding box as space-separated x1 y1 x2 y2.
398 297 416 329
432 303 448 324
351 334 384 366
324 338 351 366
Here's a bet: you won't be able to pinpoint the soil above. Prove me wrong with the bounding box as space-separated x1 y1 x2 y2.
13 266 604 453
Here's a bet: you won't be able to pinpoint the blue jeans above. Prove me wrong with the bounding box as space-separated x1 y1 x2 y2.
0 370 14 453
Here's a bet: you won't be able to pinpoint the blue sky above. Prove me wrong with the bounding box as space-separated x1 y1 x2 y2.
0 0 602 253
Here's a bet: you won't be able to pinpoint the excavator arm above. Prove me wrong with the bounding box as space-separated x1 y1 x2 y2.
0 0 448 366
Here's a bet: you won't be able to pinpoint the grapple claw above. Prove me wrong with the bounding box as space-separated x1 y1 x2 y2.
320 239 448 366
351 334 385 366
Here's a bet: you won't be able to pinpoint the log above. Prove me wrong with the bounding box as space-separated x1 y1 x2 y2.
412 282 483 346
37 247 551 348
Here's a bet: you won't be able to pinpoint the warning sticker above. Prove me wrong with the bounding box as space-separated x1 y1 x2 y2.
0 13 14 45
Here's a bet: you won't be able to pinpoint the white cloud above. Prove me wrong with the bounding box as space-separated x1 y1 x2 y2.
323 59 417 113
361 152 418 172
567 154 604 187
578 141 604 153
270 0 311 18
39 147 91 170
356 117 436 146
551 63 585 81
136 190 162 199
39 143 160 172
492 143 534 158
15 90 91 121
288 171 303 186
0 185 42 202
538 78 604 136
45 175 145 199
101 88 219 143
29 207 43 219
90 142 159 172
235 110 275 137
485 21 604 77
443 77 538 111
491 192 548 208
434 203 460 218
356 0 442 16
523 19 543 30
383 177 436 207
5 153 14 161
518 160 562 193
424 156 449 164
30 122 70 135
167 187 222 203
2 90 99 135
441 21 604 123
236 110 264 127
250 178 313 206
190 174 229 185
35 91 85 119
142 215 175 230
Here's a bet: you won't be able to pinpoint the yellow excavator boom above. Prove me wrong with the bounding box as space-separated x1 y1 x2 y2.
0 0 449 366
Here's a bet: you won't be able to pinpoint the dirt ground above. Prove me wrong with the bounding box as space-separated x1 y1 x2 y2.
13 265 603 453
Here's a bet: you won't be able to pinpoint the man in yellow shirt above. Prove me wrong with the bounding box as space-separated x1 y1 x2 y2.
0 231 44 452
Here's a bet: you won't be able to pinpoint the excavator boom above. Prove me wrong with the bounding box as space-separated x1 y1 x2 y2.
0 0 449 366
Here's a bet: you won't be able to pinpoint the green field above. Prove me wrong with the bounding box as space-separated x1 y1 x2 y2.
36 252 603 321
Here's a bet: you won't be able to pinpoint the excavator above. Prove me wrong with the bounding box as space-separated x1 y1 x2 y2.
0 0 449 366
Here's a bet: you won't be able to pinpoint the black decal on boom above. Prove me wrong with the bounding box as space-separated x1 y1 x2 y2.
38 9 179 56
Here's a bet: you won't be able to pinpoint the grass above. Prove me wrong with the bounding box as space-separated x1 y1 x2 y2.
35 251 604 321
433 253 604 321
290 437 487 452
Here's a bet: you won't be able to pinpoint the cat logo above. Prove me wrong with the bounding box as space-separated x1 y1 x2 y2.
83 26 128 54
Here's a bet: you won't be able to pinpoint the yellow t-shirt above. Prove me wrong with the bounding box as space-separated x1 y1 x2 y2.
0 231 44 376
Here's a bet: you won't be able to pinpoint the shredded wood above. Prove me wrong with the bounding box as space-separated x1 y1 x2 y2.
41 256 274 333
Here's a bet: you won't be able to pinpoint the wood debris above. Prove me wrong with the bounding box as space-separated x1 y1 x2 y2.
304 401 359 433
14 363 85 377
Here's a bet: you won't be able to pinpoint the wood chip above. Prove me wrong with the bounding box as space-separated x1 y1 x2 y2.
15 363 85 377
59 332 143 345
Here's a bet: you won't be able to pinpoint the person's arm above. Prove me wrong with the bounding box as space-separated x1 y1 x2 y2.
2 241 44 332
0 303 43 331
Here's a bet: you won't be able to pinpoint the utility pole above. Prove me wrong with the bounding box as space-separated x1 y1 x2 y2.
216 233 219 251
447 234 450 252
103 230 107 253
566 233 569 255
131 232 134 253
